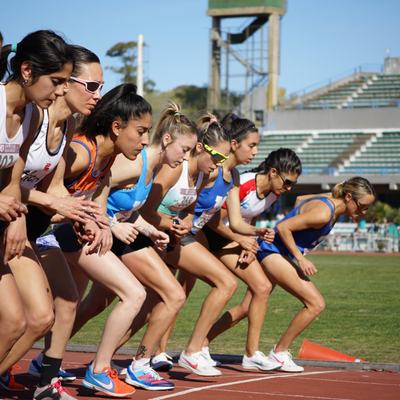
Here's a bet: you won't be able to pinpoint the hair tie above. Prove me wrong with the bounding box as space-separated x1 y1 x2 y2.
210 118 218 123
174 111 180 115
11 43 18 53
231 114 238 120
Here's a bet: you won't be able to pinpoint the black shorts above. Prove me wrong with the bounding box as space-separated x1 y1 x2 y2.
201 224 231 252
111 232 154 257
26 206 52 242
53 223 83 253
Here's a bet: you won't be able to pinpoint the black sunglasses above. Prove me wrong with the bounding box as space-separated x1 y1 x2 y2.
350 194 374 212
278 171 297 187
69 77 104 93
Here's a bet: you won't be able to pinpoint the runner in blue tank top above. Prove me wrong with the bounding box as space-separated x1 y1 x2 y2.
69 101 198 391
257 177 375 372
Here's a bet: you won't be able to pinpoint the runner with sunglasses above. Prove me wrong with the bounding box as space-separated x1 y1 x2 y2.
252 177 375 371
0 30 74 392
66 102 198 391
6 45 104 399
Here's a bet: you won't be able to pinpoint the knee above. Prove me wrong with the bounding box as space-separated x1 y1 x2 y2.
28 309 55 337
309 297 325 318
223 276 239 298
1 316 28 345
252 279 273 300
170 287 186 312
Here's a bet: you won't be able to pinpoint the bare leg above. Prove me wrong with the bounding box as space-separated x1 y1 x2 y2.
120 247 186 360
71 283 116 338
0 258 27 365
39 247 79 359
0 241 54 375
63 249 146 374
205 243 272 357
261 254 325 352
166 242 238 356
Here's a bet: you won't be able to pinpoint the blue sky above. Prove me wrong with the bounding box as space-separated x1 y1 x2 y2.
1 0 399 97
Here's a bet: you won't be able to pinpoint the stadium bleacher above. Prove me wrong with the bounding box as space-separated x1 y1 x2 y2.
242 129 400 176
293 73 400 110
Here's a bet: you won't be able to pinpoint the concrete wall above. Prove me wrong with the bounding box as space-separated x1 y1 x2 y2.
266 107 400 131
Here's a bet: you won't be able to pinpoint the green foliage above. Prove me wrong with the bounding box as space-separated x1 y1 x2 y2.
70 254 400 363
106 41 155 93
367 200 400 224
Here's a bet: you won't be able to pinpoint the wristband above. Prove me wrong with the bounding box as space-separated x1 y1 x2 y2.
143 224 154 237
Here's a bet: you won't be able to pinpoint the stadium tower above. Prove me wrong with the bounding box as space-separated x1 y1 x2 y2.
206 0 287 120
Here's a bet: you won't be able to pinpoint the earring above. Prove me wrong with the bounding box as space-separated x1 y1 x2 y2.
22 79 28 87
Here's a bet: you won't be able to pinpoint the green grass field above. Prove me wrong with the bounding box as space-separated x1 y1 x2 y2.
69 254 400 363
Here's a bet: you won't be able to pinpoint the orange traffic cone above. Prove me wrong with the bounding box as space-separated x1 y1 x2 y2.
298 340 367 363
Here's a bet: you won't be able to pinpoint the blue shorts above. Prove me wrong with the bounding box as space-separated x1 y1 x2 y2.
53 223 83 253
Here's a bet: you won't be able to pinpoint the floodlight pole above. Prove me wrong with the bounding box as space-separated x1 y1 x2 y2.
137 34 144 96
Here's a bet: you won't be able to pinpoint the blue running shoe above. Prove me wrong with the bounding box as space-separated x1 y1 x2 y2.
29 358 76 381
125 365 174 391
82 363 135 397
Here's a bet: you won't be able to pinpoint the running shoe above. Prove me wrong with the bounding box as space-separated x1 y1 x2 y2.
242 350 282 371
178 351 222 376
29 357 76 381
151 353 173 372
202 346 221 367
268 345 304 372
110 360 127 375
82 363 135 397
0 365 26 391
33 377 76 400
125 365 174 391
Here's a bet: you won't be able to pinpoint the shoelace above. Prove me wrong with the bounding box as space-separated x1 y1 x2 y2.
106 369 119 380
51 379 73 396
7 365 21 374
143 367 163 380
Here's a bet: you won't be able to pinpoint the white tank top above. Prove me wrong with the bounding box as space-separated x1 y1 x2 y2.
0 83 33 169
21 109 68 190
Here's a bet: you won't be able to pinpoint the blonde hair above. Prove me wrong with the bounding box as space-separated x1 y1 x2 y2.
332 177 376 200
195 110 231 149
151 101 197 146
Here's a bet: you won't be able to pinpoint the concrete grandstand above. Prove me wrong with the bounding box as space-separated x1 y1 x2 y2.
238 57 400 212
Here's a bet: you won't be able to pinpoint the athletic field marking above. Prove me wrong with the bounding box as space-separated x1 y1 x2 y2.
297 377 400 387
149 369 343 399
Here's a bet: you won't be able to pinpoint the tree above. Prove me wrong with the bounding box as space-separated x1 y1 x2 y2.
106 41 155 93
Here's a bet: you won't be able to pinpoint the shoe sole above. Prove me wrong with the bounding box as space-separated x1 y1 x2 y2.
152 362 173 372
242 364 282 372
82 379 135 397
178 360 222 376
279 367 304 373
125 376 174 391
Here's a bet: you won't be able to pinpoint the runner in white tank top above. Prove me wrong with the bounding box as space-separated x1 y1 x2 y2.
0 30 74 391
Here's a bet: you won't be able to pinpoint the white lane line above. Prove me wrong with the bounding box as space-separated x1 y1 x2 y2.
149 370 343 400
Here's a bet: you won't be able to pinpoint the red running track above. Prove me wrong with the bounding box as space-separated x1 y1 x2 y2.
2 349 399 400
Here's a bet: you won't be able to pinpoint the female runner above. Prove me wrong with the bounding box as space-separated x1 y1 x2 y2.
51 83 152 397
0 30 74 391
255 177 375 371
68 101 198 391
14 45 104 399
